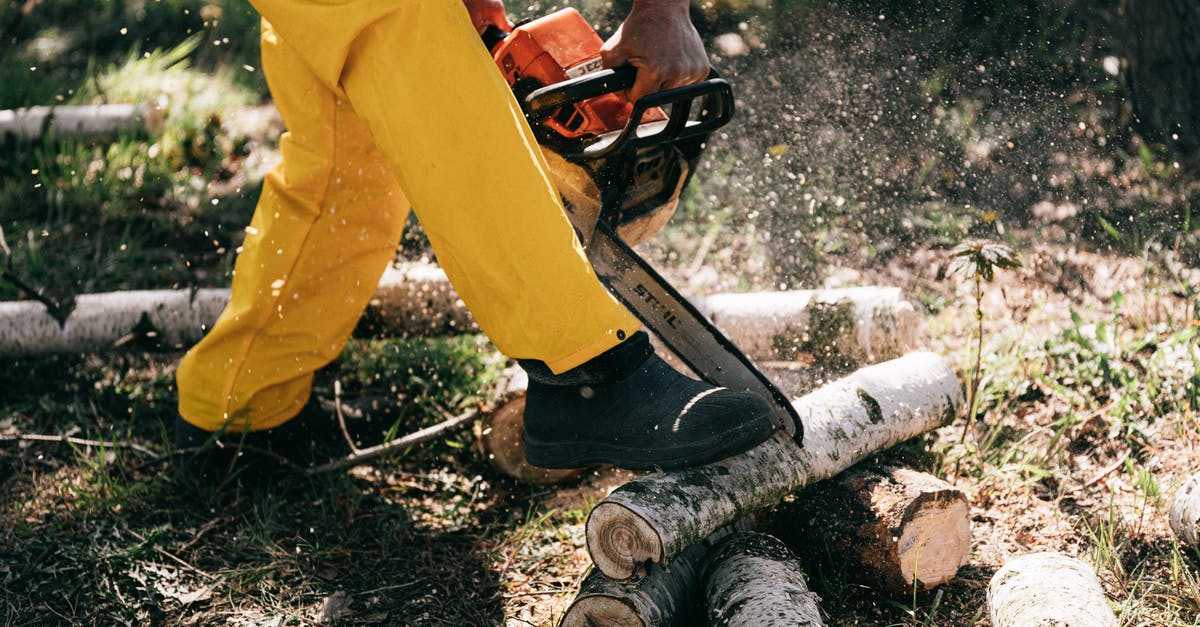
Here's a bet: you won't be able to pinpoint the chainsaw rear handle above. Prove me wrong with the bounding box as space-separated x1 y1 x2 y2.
524 66 735 160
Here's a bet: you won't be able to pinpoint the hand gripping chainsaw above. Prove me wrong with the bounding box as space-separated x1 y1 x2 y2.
484 9 803 442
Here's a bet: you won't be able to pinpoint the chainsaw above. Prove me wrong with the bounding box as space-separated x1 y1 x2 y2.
484 9 803 441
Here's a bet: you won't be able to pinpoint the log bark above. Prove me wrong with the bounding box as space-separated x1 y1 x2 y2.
760 466 970 594
560 543 708 627
701 532 824 627
693 287 919 367
0 288 229 356
987 552 1116 627
3 273 914 363
0 104 163 141
585 351 963 581
0 262 470 357
477 367 584 485
1169 472 1200 546
561 521 749 627
357 263 478 337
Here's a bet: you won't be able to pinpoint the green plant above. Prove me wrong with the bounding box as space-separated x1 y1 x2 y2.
946 239 1022 474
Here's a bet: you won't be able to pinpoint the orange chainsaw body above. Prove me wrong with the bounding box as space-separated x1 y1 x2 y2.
488 8 665 140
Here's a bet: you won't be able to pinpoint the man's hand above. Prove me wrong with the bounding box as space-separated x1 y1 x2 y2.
462 0 513 36
600 0 709 103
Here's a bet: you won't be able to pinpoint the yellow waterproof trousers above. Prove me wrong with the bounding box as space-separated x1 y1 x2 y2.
176 1 639 433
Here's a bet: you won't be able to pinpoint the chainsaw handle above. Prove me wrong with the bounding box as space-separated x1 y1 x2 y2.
524 67 735 161
524 66 639 119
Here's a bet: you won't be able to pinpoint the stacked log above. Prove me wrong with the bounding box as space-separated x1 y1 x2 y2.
760 466 971 594
560 542 709 626
700 532 824 626
586 351 963 581
987 552 1116 626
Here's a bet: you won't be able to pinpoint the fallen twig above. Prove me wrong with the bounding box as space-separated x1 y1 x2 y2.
1082 450 1132 488
305 406 482 476
0 432 163 459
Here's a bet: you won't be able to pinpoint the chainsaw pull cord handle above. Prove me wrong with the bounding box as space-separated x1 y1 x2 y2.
524 67 735 161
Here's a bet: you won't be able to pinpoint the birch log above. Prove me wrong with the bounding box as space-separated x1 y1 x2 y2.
357 263 477 337
2 273 913 364
477 367 584 484
761 466 971 594
694 287 919 366
586 351 963 580
0 288 229 356
0 263 471 357
701 532 824 627
987 552 1117 627
560 543 708 627
561 522 749 626
0 104 163 141
1169 472 1200 546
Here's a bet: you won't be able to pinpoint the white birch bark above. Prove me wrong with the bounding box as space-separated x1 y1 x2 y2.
693 287 919 365
0 104 163 140
701 532 824 627
0 288 229 356
1169 472 1200 546
560 543 708 627
364 262 478 336
0 262 471 357
3 268 912 366
585 351 963 580
561 521 749 627
987 552 1116 627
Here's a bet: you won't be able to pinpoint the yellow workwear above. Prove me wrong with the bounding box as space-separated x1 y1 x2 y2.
176 2 639 433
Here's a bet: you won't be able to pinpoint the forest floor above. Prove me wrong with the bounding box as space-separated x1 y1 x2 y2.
2 220 1197 626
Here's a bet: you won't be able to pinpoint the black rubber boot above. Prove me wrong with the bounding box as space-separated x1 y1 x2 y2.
519 331 777 471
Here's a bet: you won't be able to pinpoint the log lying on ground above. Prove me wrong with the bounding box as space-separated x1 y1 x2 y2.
760 466 971 594
477 367 584 485
987 552 1116 627
357 262 478 337
1169 472 1200 546
693 287 919 366
0 262 471 357
3 272 908 363
561 521 750 627
701 532 824 626
586 351 962 580
0 104 163 141
0 288 230 357
560 542 708 627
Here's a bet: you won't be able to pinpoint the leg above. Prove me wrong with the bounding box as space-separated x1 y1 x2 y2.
176 20 408 433
251 0 640 374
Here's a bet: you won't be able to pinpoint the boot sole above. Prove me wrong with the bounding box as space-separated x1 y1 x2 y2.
523 416 777 471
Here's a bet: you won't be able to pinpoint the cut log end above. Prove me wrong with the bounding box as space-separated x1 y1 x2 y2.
587 502 664 581
899 497 972 588
762 466 971 594
988 552 1116 627
559 595 645 627
479 395 584 485
587 353 963 580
